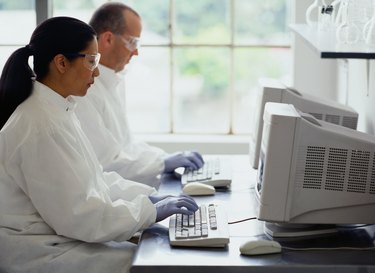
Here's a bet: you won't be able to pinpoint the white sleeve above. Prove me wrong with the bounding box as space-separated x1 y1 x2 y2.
103 171 158 201
108 141 166 181
75 97 166 182
18 127 157 243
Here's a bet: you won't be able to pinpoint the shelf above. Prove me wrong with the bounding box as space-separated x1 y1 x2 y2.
290 24 375 59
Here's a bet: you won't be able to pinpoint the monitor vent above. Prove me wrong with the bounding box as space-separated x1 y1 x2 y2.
347 150 370 193
325 114 340 125
309 112 323 120
342 116 358 130
370 155 375 194
325 148 347 191
307 113 357 130
301 146 375 194
303 146 325 189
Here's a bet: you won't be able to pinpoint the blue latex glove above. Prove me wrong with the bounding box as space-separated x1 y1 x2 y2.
153 194 199 222
163 151 204 173
149 194 172 204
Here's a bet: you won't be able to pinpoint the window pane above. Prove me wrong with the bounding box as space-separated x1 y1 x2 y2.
126 0 170 45
0 0 35 44
126 47 171 133
235 0 290 45
173 47 230 134
0 46 19 73
233 47 291 134
174 0 230 44
52 0 106 22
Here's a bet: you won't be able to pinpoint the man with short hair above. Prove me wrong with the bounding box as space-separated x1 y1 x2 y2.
75 2 204 186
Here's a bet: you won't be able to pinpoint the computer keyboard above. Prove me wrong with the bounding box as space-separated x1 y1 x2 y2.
181 157 232 187
169 203 230 247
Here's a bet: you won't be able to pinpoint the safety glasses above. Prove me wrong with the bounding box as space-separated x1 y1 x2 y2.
117 35 141 52
64 53 101 71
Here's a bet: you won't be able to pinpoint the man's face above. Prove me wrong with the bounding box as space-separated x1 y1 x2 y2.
112 10 142 72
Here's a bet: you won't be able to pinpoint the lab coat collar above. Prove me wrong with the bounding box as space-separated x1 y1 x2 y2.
97 64 123 91
33 81 77 113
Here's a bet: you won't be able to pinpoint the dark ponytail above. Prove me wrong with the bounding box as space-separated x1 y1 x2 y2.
0 46 35 129
0 16 96 129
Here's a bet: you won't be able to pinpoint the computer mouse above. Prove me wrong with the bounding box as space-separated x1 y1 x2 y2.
182 182 215 196
239 239 281 256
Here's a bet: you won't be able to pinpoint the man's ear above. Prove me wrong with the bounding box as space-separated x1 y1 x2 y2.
98 31 115 49
53 54 69 74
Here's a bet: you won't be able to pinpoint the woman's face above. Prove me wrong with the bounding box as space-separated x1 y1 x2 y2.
64 38 100 97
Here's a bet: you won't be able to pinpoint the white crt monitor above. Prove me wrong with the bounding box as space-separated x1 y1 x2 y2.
256 102 375 230
249 78 359 169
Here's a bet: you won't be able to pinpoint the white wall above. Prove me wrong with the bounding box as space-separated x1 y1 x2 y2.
345 60 375 134
291 0 338 100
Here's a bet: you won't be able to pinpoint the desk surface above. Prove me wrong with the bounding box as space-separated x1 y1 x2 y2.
131 155 375 273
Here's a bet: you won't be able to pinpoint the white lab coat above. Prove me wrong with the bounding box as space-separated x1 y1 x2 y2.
75 64 166 185
0 81 157 273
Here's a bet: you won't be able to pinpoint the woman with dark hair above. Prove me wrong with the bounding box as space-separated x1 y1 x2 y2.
0 17 197 273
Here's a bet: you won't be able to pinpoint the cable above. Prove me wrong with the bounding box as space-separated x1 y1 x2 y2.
228 217 257 224
227 186 256 193
282 246 375 251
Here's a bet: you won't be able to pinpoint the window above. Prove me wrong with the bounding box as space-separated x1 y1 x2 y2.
0 0 36 70
1 0 291 135
123 0 292 135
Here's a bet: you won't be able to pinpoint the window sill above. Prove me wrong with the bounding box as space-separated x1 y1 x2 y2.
135 134 250 155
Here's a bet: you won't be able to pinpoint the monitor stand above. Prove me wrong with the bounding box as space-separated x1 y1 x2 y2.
264 222 338 238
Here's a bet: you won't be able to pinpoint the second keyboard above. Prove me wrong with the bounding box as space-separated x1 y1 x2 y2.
181 157 232 188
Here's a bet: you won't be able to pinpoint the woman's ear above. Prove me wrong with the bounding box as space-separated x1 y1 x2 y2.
53 54 69 74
